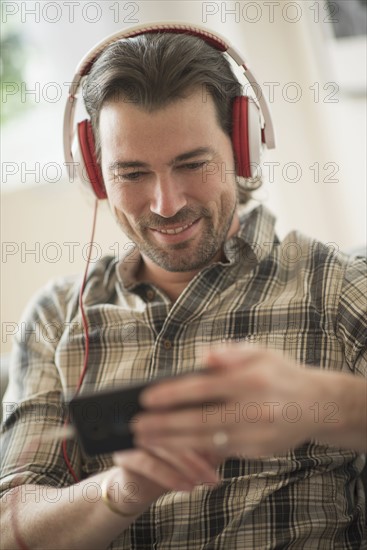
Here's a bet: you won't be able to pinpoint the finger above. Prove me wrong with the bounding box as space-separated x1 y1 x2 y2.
133 406 233 435
113 449 198 491
144 446 220 485
134 431 235 458
134 431 276 460
198 450 225 466
204 344 268 369
139 348 274 410
139 374 235 409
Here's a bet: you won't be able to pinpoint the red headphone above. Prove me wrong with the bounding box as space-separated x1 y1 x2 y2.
63 22 275 200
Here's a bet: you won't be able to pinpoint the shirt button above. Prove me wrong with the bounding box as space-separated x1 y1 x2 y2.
163 339 172 350
146 289 155 301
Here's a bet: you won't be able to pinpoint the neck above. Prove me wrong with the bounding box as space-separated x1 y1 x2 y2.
137 262 202 302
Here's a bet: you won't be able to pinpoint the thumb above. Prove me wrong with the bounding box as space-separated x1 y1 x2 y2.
204 344 264 370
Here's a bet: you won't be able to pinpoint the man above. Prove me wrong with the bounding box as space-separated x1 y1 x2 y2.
1 29 366 549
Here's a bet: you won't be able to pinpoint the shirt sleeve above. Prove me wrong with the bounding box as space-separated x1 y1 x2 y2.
0 277 82 498
336 255 367 377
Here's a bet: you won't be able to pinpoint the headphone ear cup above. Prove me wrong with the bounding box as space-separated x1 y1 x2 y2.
76 120 107 199
232 96 262 180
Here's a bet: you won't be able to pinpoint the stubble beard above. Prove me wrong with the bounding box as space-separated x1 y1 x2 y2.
116 199 237 273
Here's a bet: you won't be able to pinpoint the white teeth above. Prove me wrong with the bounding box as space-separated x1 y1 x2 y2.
157 222 192 235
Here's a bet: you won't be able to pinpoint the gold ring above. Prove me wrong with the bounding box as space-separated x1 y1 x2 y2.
212 431 229 448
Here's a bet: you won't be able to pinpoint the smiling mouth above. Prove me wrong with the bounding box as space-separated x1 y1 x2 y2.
152 220 197 235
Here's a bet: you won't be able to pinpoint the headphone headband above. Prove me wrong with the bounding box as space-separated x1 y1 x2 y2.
79 23 228 77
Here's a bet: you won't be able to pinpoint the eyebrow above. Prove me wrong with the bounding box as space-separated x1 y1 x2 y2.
107 147 215 172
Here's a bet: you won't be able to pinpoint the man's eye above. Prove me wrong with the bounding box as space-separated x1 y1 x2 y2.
181 162 206 170
115 172 145 182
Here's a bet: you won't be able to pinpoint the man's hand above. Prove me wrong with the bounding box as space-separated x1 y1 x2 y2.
131 345 366 457
111 446 221 515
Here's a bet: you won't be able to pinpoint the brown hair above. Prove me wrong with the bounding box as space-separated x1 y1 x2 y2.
83 31 252 202
83 32 241 158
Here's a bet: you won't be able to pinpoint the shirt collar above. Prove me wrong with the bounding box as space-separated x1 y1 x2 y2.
226 202 277 264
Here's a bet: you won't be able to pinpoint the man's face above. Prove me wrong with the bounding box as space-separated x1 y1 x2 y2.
99 88 238 272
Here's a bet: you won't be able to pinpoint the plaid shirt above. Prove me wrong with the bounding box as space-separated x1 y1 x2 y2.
1 204 366 549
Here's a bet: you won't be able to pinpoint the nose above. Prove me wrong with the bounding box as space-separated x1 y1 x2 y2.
149 173 187 218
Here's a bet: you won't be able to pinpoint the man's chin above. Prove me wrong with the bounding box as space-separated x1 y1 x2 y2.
148 260 207 273
142 244 220 273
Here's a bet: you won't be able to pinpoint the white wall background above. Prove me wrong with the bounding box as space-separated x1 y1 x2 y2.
2 1 366 354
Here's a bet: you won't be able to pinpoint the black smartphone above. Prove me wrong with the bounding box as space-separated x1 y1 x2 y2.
68 370 211 457
68 381 149 456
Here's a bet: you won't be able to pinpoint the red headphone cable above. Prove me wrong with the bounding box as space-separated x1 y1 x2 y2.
62 197 99 482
